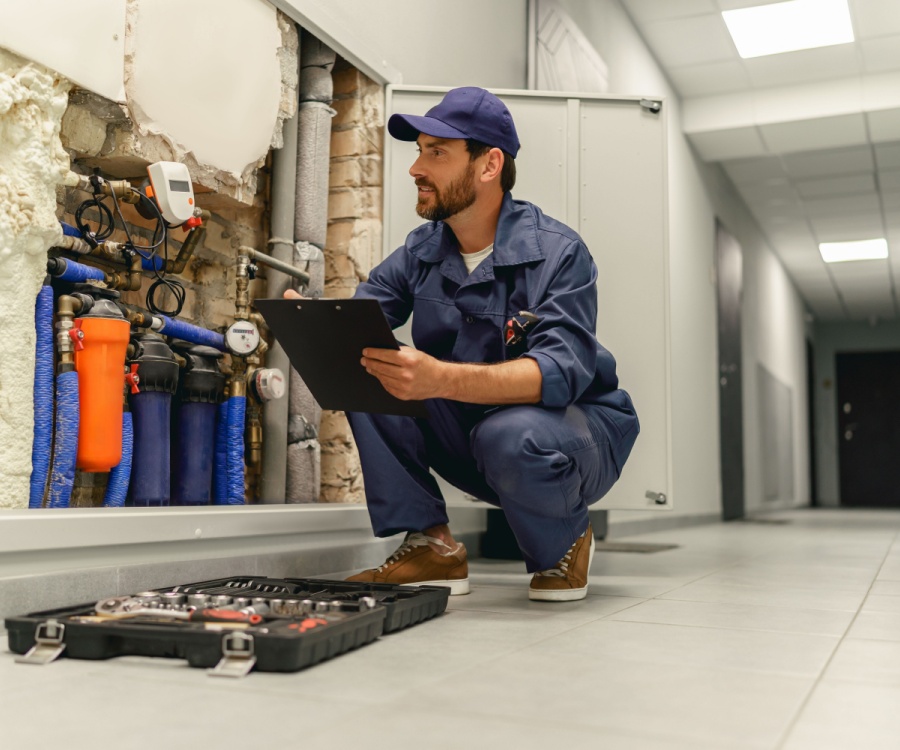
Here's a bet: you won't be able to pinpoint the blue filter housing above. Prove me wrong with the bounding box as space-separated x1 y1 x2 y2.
128 334 179 506
171 344 225 506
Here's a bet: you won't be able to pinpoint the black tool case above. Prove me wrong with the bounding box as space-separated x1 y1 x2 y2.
5 577 449 677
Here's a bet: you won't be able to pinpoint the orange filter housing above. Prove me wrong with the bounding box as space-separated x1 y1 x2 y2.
74 317 130 471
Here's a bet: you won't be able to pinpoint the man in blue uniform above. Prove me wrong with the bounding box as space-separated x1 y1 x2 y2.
296 87 638 601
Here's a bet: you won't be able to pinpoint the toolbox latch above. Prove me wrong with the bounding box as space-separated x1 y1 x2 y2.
209 631 256 678
15 619 67 666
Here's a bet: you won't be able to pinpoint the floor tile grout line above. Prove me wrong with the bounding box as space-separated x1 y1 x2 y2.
773 527 900 750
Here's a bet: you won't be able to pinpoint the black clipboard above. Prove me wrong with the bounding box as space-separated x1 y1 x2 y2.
254 298 428 418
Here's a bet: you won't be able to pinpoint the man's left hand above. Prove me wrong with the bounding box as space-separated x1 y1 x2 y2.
362 346 445 401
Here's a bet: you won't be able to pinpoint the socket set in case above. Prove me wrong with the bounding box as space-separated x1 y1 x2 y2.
5 576 449 678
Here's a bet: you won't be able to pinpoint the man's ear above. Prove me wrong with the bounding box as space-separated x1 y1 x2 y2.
480 148 504 184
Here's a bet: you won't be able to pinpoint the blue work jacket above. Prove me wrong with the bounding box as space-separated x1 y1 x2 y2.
355 193 633 420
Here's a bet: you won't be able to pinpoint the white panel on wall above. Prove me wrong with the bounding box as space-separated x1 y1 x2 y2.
385 86 671 512
128 0 282 177
0 0 126 101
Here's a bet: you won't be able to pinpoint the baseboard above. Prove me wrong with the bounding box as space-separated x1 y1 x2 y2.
606 512 721 538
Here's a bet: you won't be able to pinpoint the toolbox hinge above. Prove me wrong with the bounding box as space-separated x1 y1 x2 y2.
209 631 256 678
15 620 67 666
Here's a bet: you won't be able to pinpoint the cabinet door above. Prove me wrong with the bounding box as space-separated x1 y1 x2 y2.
384 86 672 511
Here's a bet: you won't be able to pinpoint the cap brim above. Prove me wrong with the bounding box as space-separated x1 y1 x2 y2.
388 113 469 142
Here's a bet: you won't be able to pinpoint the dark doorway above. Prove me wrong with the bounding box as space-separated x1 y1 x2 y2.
716 222 745 520
836 350 900 508
806 339 817 506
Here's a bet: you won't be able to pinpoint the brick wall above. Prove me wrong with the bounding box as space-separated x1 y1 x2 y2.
318 58 385 503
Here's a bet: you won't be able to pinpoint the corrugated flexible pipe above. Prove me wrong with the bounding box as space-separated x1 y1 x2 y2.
213 401 229 503
46 370 79 508
29 284 54 508
103 411 132 507
226 395 246 504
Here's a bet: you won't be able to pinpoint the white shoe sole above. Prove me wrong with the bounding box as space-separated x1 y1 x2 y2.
401 578 470 596
528 532 595 602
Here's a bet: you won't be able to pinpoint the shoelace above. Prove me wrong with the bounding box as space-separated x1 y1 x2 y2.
533 530 586 578
375 532 456 572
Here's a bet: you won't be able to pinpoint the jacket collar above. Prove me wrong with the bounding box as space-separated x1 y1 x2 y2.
407 193 545 267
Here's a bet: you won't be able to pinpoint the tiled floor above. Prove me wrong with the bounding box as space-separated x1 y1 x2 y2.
3 508 900 749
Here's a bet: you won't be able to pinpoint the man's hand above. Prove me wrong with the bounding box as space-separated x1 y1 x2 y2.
283 289 302 299
362 346 446 401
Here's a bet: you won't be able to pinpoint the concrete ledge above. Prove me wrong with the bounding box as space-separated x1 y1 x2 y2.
0 503 488 621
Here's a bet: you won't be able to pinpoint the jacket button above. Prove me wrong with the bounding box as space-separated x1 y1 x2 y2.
465 316 474 324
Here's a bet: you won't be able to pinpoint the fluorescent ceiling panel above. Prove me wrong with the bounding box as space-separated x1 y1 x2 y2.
819 238 889 263
723 0 854 59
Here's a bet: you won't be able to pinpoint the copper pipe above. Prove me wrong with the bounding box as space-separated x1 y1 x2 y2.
166 210 210 274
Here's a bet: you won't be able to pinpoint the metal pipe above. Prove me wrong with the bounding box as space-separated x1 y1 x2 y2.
259 46 300 504
166 211 210 274
241 246 310 285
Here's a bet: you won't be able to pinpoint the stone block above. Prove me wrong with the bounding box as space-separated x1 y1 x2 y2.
332 66 363 97
326 220 353 253
332 98 362 128
60 105 108 156
319 409 353 445
329 158 362 189
360 156 382 187
330 129 364 159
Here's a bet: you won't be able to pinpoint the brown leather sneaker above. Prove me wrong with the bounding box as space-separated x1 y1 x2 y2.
528 524 595 601
346 532 470 595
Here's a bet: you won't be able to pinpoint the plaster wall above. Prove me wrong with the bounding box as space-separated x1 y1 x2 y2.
0 49 70 508
556 0 810 521
285 0 529 90
0 0 126 102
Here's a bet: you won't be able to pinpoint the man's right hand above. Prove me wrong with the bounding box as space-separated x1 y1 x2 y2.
283 289 302 299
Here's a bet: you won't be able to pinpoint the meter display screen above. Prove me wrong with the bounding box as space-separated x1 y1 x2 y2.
168 179 191 192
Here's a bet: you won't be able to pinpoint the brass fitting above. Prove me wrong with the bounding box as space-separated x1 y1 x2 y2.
166 210 210 275
55 295 84 371
235 253 251 321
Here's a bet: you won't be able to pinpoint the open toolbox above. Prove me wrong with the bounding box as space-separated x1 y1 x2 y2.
5 576 449 677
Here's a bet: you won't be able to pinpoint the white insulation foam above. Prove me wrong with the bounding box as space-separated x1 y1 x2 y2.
0 49 70 508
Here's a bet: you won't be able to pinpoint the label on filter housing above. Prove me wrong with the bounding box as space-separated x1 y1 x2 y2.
225 321 260 355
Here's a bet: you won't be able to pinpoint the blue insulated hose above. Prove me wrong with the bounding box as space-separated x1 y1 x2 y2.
156 316 226 351
213 401 229 504
226 395 246 504
141 255 165 272
51 258 106 283
47 371 79 508
129 391 172 506
103 412 133 507
29 286 54 508
173 401 217 505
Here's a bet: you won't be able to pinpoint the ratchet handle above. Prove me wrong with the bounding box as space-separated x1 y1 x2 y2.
190 609 263 625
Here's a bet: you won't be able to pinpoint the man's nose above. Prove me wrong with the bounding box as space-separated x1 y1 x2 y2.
409 153 425 179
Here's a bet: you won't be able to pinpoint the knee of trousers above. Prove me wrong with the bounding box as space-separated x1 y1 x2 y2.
470 406 574 497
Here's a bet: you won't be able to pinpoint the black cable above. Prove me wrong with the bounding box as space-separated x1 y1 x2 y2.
108 187 166 255
146 232 186 317
74 197 115 243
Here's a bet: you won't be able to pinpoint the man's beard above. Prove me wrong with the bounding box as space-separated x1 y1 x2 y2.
416 162 477 222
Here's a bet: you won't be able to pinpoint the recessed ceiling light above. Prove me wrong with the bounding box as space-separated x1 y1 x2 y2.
723 0 854 59
819 239 888 263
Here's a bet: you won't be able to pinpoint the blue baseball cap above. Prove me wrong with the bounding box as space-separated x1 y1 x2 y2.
388 87 520 158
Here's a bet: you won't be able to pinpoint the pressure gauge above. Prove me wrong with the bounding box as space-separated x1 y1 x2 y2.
146 162 196 225
251 368 286 402
225 320 261 355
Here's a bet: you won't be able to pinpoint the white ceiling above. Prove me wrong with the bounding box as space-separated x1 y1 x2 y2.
621 0 900 322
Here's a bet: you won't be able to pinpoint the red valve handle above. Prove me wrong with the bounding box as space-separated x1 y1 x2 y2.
183 215 202 232
68 320 85 352
125 363 140 394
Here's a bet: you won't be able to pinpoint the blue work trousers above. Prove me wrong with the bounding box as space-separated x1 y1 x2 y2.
347 399 623 572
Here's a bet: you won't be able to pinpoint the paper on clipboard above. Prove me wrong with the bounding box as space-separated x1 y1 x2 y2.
254 298 428 418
